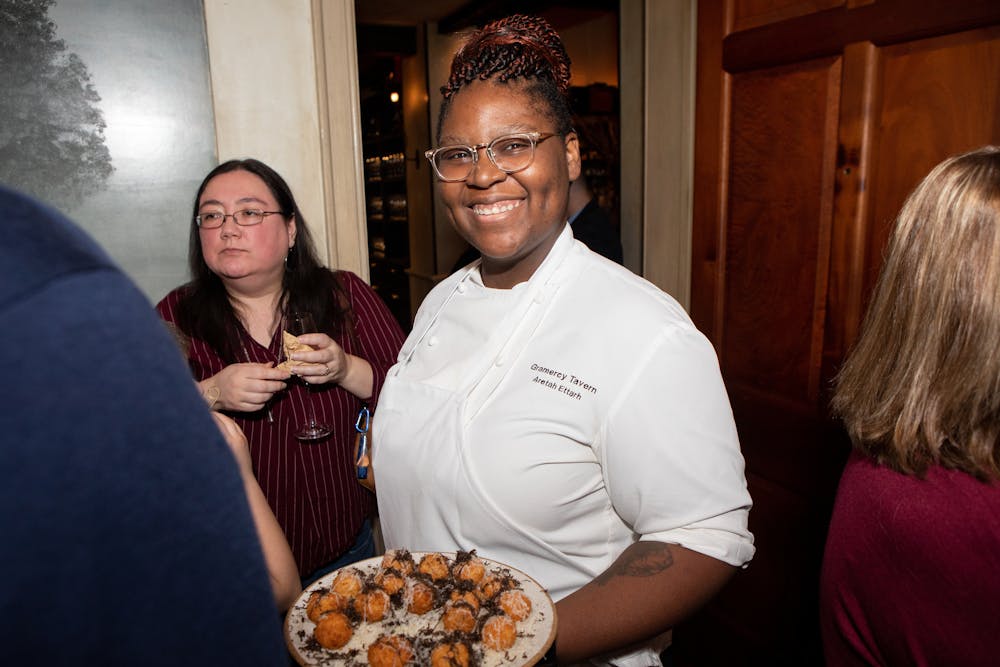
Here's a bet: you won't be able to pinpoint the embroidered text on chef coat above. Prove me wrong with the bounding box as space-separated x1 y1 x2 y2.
530 362 598 400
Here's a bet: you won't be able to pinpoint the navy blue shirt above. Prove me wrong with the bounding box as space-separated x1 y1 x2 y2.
0 186 287 665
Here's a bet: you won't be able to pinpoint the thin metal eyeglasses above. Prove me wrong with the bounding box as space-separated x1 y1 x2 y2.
424 131 559 182
195 209 283 229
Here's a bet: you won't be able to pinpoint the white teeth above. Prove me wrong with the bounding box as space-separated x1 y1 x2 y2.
472 200 520 216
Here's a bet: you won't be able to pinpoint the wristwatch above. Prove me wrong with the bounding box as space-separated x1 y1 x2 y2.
202 384 221 410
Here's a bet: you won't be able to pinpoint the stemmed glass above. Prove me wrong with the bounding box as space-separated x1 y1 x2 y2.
284 311 333 441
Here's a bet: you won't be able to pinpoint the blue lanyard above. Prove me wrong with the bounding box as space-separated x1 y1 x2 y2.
354 403 371 479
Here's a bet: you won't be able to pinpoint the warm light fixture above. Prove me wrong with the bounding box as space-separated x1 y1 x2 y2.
389 91 400 103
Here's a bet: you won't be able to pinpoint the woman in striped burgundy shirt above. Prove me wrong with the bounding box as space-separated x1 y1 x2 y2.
157 158 406 584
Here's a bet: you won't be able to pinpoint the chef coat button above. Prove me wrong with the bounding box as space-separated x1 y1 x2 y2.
427 336 439 347
456 282 467 294
495 356 504 367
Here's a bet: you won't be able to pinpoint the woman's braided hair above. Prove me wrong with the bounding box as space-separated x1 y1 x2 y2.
438 14 574 139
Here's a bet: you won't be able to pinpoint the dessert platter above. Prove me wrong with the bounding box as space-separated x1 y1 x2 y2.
284 550 556 666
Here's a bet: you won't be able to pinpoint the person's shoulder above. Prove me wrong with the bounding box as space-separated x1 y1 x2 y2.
332 268 359 281
0 186 117 306
157 283 194 310
572 250 692 326
331 268 369 291
558 252 710 364
331 269 386 305
835 455 997 538
406 269 466 329
427 268 468 301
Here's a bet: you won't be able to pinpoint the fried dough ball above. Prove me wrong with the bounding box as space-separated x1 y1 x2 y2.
449 588 480 614
354 587 391 622
331 568 364 600
314 611 353 650
442 599 478 633
453 555 486 585
381 549 415 575
481 613 517 651
406 579 438 615
498 589 532 621
418 552 451 581
476 574 512 603
375 569 406 596
431 641 472 667
367 634 414 667
306 590 346 623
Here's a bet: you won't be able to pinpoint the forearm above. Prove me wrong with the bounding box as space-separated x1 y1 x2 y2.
337 354 374 400
240 468 301 611
553 541 735 663
209 411 299 609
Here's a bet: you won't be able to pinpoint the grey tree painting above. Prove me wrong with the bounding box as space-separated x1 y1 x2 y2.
0 0 217 303
0 0 113 209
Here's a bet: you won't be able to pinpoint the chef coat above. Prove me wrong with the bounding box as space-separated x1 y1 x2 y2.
374 224 754 666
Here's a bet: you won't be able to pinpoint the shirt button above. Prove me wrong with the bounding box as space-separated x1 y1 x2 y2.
495 356 504 367
456 282 467 294
428 336 439 347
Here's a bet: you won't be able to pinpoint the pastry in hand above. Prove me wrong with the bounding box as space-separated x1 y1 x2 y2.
276 330 324 372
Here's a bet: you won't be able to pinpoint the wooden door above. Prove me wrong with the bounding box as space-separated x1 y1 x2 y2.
683 1 1000 664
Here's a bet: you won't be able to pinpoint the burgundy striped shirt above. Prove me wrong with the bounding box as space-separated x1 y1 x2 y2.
157 271 406 576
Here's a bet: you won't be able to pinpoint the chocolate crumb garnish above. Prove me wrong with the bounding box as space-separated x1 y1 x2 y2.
286 551 549 666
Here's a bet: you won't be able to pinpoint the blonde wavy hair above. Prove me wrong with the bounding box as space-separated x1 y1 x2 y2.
832 145 1000 480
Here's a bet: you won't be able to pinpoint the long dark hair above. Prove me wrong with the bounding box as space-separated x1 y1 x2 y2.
174 158 351 363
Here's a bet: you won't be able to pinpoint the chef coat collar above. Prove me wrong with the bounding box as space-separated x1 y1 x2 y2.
463 222 573 292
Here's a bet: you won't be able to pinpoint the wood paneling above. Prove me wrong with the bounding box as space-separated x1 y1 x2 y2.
724 58 840 402
690 0 730 340
734 0 843 32
865 26 1000 298
685 2 1000 665
822 41 877 385
723 0 1000 72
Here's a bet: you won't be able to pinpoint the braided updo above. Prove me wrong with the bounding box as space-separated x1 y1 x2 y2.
438 14 574 139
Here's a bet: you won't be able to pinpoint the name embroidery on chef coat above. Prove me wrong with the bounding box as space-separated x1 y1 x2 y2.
529 363 598 401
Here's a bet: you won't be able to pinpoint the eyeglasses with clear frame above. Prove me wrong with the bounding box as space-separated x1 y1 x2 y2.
424 131 559 182
195 209 283 229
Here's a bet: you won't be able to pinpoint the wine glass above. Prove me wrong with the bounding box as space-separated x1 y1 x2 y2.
284 311 333 441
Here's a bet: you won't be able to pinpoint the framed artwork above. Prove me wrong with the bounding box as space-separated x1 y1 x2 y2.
1 0 217 302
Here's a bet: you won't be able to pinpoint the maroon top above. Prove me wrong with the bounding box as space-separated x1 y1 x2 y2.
820 451 1000 666
157 271 405 576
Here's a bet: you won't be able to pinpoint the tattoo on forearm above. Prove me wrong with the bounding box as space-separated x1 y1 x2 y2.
594 542 674 586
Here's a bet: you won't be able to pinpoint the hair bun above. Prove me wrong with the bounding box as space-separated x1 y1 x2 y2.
488 15 572 94
442 14 572 100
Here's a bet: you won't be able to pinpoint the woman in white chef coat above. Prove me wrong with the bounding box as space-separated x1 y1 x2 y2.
372 14 755 666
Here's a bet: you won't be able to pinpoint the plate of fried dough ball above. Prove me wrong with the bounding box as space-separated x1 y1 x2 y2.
284 550 557 666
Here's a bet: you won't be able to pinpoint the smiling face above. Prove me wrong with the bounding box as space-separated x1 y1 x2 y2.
436 79 581 288
197 169 296 294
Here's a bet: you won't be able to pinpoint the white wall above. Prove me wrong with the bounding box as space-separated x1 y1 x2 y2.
642 0 695 309
203 0 368 279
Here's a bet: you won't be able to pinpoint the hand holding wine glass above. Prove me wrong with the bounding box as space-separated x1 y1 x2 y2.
284 311 333 441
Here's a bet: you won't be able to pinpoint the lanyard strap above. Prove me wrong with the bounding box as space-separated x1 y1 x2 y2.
354 403 371 479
